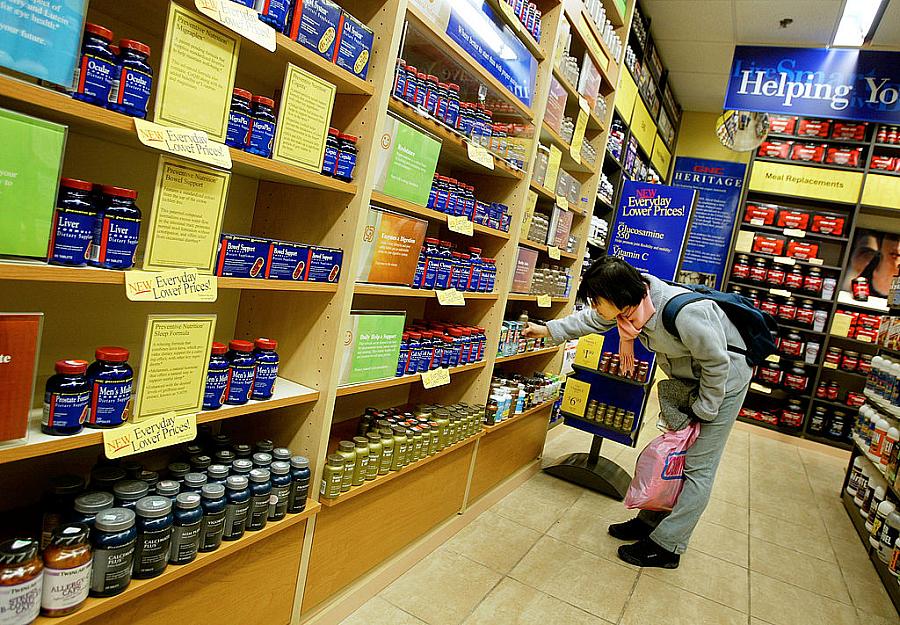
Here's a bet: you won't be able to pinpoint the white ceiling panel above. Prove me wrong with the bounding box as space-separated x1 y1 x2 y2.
649 40 737 74
734 1 843 45
870 1 900 49
640 1 734 43
667 71 731 112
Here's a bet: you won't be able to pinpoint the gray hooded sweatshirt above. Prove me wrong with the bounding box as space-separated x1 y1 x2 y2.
547 274 753 421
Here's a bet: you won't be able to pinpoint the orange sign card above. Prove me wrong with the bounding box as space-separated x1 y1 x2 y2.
0 314 43 441
356 208 428 286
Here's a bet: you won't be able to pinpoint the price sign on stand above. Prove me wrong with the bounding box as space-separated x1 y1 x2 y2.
466 141 495 170
195 0 276 50
573 333 604 370
536 294 552 308
548 246 561 260
421 368 451 389
447 215 474 236
103 412 197 459
562 377 591 417
436 288 465 306
556 195 568 210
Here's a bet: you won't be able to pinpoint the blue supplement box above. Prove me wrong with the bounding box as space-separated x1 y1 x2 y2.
334 11 374 80
306 246 343 282
266 240 310 281
289 0 342 61
215 234 270 279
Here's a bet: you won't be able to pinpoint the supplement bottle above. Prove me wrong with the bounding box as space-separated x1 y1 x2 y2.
72 23 117 106
132 496 173 579
320 454 344 499
252 452 273 470
880 507 900 563
336 441 356 492
207 464 230 487
351 436 369 486
72 492 114 528
251 338 279 400
231 458 253 477
169 492 202 565
391 427 408 471
203 342 229 410
247 469 272 531
89 186 141 270
287 456 310 513
189 455 211 473
871 499 896 549
222 476 251 541
255 439 274 454
214 450 236 466
90 508 136 597
379 428 394 475
48 178 97 266
40 475 85 550
268 461 291 521
335 134 358 182
182 473 208 494
321 127 341 176
272 447 292 463
225 88 253 149
255 0 291 32
41 524 92 617
155 480 180 501
365 433 382 481
0 538 43 625
198 483 226 553
247 96 277 158
113 480 149 511
43 359 91 436
86 346 133 428
108 39 153 118
224 340 256 405
233 443 253 459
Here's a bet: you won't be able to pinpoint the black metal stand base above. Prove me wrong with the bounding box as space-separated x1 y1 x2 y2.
543 435 632 500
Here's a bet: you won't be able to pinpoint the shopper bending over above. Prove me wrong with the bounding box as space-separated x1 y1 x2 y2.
524 257 752 569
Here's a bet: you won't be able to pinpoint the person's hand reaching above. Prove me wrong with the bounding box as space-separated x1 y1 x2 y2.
522 322 550 339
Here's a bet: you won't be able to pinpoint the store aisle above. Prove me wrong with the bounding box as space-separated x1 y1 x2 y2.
341 417 900 625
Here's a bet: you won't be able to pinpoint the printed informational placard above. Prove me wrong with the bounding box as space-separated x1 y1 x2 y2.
436 288 465 306
273 64 336 171
134 119 232 169
125 269 218 303
615 69 638 120
608 181 696 280
0 314 42 442
546 145 562 192
421 367 451 389
569 108 588 163
673 158 747 289
724 46 900 124
547 245 561 260
103 411 197 460
573 333 604 370
134 315 217 420
144 157 230 273
0 0 86 86
195 0 277 51
382 119 442 205
748 161 863 204
340 312 406 385
862 174 900 210
156 4 240 141
651 135 672 175
561 377 591 417
630 99 656 154
466 141 495 170
734 230 754 253
536 294 552 308
830 313 853 338
447 215 474 236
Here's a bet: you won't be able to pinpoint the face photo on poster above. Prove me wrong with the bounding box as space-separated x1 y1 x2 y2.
842 228 900 299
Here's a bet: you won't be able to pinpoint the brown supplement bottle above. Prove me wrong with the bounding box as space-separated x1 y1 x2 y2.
41 524 92 617
0 538 43 624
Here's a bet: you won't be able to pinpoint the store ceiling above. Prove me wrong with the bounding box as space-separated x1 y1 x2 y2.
641 0 900 113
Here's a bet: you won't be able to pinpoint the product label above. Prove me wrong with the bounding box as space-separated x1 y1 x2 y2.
199 509 226 550
225 364 255 403
249 493 269 529
134 527 172 576
223 499 250 539
226 111 251 148
170 520 201 564
269 484 291 519
305 248 343 282
74 54 115 103
43 390 90 429
90 539 135 594
293 0 341 59
248 119 275 156
266 241 310 281
89 376 134 426
216 235 269 278
203 368 229 409
0 571 41 624
257 0 290 26
49 209 96 264
321 145 339 174
41 560 91 611
288 480 309 511
252 361 279 399
335 149 356 180
111 67 153 116
335 13 373 79
90 216 141 269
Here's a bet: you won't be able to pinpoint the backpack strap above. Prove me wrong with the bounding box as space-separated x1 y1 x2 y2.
661 292 749 358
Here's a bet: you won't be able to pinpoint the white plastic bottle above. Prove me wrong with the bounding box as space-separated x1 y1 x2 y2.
871 499 895 549
872 417 890 457
883 427 900 466
855 464 872 508
867 484 887 531
847 456 865 496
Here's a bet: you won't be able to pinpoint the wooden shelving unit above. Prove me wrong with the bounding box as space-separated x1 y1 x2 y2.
495 344 562 363
370 191 512 240
334 360 487 396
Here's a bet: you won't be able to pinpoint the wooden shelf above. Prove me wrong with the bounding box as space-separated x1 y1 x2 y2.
0 378 319 465
563 6 617 89
507 293 570 303
827 333 880 349
318 432 484 506
540 122 594 174
483 398 556 432
388 98 524 179
528 180 587 214
33 500 320 625
551 67 605 130
495 345 561 363
370 192 511 240
353 284 499 299
483 0 545 60
518 238 580 260
335 360 488 397
0 75 356 193
272 33 374 96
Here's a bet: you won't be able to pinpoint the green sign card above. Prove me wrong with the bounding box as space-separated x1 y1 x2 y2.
382 120 441 206
341 311 406 385
0 108 66 257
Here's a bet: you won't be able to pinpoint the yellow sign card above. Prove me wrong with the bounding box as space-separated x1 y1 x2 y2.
134 315 217 420
575 13 608 71
447 215 474 236
194 0 276 51
546 145 562 192
556 195 567 210
466 141 496 170
615 70 638 120
156 4 239 142
735 230 754 253
522 190 538 238
562 377 591 417
862 174 900 210
547 245 561 260
569 107 588 164
126 268 217 303
421 367 451 389
830 312 853 338
573 333 604 370
748 161 863 204
103 411 198 459
273 63 336 171
651 134 672 177
144 157 230 273
537 294 552 308
134 119 232 169
436 288 465 306
630 99 656 154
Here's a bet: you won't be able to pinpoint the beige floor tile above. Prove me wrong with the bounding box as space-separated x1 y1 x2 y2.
831 537 877 573
705 496 750 533
750 571 859 625
749 537 851 604
749 491 825 527
509 535 637 622
749 510 836 563
381 549 502 625
646 549 750 612
819 496 865 543
838 549 898 620
690 520 749 567
341 596 427 625
713 477 751 507
443 511 541 575
620 575 748 625
574 489 635 522
490 472 582 532
462 577 614 625
547 494 638 569
856 608 900 625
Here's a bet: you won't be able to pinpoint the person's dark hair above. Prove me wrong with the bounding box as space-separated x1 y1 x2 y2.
577 256 650 309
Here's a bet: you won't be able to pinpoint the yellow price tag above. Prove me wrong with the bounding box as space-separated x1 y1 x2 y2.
522 190 537 237
573 333 604 370
421 367 451 389
556 195 567 210
103 412 197 459
569 107 588 164
447 215 474 236
562 378 591 417
537 294 552 308
436 288 465 306
135 119 232 170
548 246 561 260
466 141 495 170
125 269 218 303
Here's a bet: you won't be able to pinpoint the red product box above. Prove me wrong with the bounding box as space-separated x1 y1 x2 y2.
758 140 792 159
790 143 826 163
744 203 778 226
831 121 868 141
768 115 797 134
797 118 831 138
872 155 896 171
856 327 880 342
811 213 845 236
753 234 786 256
825 147 862 168
857 313 882 328
786 240 819 260
776 209 810 230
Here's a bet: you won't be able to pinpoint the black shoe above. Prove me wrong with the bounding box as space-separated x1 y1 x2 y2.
608 518 653 541
617 538 680 569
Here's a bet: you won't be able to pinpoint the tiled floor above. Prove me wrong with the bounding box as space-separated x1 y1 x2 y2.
340 416 900 625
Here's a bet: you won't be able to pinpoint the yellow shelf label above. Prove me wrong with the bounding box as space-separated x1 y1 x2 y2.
126 269 218 303
569 107 588 164
547 245 561 260
615 70 638 120
523 190 538 237
573 333 604 370
748 161 863 204
104 412 197 459
537 294 552 308
447 215 474 236
562 377 591 417
546 145 562 191
831 313 853 337
862 174 900 210
466 141 495 170
421 367 451 389
631 99 656 155
134 119 232 169
556 195 568 210
436 288 465 306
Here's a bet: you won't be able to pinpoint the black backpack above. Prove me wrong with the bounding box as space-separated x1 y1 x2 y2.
661 283 778 366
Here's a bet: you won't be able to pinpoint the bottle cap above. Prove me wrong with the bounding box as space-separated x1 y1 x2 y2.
214 450 235 464
55 359 88 375
48 474 85 496
137 470 159 487
207 464 230 480
190 455 212 470
136 495 172 518
328 127 341 136
255 337 278 350
251 95 275 108
119 39 151 55
201 483 226 499
94 508 136 532
232 459 253 473
85 22 114 41
184 473 207 488
272 447 291 461
175 492 201 509
226 475 249 490
271 461 290 475
167 462 190 477
339 133 358 143
95 346 129 362
113 480 149 500
155 480 180 497
232 87 253 100
255 439 274 452
211 342 227 356
249 468 271 483
60 178 94 192
253 452 273 467
100 185 138 199
228 339 254 353
74 491 114 513
49 523 90 548
290 456 309 470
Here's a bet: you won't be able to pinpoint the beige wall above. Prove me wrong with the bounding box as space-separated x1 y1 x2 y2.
674 111 752 165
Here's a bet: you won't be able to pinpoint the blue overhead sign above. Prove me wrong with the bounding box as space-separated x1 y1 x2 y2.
724 46 900 124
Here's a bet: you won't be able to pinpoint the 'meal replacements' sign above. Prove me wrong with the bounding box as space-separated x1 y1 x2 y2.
724 46 900 124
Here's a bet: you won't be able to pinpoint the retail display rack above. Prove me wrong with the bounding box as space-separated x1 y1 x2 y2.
721 115 900 451
0 0 636 622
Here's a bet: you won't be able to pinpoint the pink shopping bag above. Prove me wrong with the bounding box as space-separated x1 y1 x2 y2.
624 422 701 512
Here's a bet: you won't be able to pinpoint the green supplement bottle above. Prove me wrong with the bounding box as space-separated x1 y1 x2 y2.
390 427 406 471
434 410 450 448
336 441 356 492
365 433 381 480
379 428 394 475
351 437 369 486
410 428 424 462
320 454 344 499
